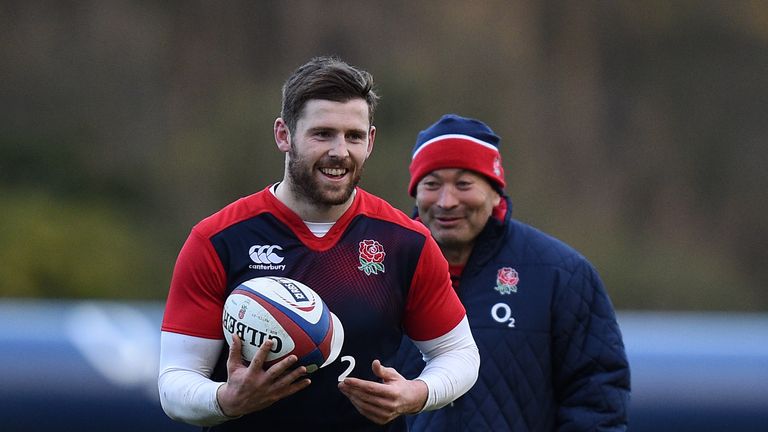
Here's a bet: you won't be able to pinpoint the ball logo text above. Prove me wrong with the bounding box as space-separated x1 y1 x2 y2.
222 308 282 353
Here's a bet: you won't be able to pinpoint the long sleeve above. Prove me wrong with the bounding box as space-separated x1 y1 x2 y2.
412 316 480 411
158 331 235 426
552 261 630 431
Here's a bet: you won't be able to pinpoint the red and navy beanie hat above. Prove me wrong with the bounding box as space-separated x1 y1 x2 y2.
408 114 506 196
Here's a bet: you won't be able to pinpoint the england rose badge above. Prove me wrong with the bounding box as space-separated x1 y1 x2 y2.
358 239 386 275
494 267 519 295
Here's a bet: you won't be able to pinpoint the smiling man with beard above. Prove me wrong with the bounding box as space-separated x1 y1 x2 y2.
157 57 479 432
280 98 368 214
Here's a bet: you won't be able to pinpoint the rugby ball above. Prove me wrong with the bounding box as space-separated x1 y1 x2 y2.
222 276 344 373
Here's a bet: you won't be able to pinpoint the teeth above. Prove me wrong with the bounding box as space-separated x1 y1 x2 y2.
321 168 346 176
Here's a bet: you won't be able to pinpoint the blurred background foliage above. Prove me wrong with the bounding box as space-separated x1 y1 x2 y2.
1 0 766 310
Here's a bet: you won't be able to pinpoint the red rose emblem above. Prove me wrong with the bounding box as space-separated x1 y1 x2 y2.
359 239 385 263
497 267 519 286
358 240 386 275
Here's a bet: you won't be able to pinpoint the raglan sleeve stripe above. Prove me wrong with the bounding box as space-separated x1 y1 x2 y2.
403 234 466 341
162 228 228 339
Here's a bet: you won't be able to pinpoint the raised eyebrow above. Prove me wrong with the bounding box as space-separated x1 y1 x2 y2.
307 126 334 134
456 170 484 182
424 170 472 182
306 127 367 137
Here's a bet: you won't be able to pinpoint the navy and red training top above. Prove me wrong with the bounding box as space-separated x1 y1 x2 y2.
162 186 464 431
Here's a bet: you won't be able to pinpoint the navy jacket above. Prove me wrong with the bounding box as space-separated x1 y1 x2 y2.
395 197 630 431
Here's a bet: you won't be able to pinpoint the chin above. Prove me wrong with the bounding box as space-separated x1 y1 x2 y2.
433 233 468 249
319 187 354 205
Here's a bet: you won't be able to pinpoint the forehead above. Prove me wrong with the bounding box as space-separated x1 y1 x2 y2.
296 99 370 130
422 168 490 184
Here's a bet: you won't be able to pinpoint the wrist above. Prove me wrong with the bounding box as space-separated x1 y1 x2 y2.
215 383 241 419
409 379 429 414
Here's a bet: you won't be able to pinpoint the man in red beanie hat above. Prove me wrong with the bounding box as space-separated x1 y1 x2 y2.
396 114 630 431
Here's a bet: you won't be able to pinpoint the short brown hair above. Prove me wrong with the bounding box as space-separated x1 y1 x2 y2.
280 56 379 133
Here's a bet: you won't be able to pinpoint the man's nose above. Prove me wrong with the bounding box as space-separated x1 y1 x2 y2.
436 186 459 208
327 136 350 158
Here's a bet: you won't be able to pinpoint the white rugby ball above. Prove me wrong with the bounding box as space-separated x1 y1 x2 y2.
222 276 343 373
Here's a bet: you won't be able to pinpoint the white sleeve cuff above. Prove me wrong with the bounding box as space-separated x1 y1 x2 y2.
412 316 480 411
158 331 236 426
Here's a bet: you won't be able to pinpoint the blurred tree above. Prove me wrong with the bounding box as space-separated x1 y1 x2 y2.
0 190 166 299
0 0 766 309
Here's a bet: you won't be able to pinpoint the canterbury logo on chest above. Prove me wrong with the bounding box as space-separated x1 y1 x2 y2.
249 245 284 264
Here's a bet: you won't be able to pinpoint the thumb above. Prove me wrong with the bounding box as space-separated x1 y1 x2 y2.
371 359 403 383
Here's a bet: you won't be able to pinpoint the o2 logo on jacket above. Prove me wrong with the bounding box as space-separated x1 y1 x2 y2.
491 303 516 328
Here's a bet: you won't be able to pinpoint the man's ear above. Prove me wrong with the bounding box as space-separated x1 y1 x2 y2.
366 125 376 158
492 187 502 207
274 118 291 153
493 191 502 207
